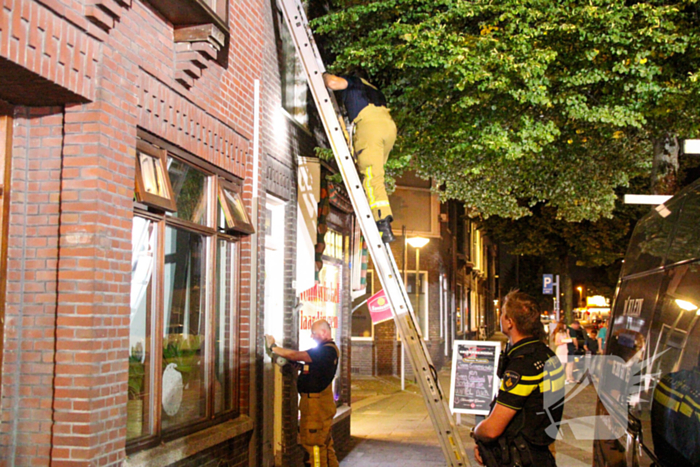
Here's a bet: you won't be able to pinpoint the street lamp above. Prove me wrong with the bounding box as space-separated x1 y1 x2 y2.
401 235 430 390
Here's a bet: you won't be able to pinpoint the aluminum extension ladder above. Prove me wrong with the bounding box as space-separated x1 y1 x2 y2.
279 1 470 465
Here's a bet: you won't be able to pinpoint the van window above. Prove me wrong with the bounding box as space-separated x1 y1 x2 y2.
633 262 700 467
665 184 700 266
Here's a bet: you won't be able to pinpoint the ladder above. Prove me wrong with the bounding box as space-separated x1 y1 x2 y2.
279 1 470 465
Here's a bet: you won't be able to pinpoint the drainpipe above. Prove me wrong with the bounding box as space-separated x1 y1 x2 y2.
249 79 261 467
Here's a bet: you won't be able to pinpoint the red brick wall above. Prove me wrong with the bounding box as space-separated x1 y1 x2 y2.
0 0 273 465
0 106 65 466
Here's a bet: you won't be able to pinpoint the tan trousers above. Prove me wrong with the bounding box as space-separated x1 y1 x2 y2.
299 386 339 467
353 104 397 221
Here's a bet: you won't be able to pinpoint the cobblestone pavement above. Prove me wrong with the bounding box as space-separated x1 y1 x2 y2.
341 334 595 466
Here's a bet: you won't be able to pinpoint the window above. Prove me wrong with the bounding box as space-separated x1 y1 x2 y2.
277 4 308 127
218 181 254 234
406 271 429 338
352 270 375 339
128 136 245 451
135 140 176 212
389 172 440 237
626 262 700 464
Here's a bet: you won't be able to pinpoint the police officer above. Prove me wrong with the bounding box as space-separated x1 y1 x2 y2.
472 291 566 467
323 72 398 243
265 320 340 467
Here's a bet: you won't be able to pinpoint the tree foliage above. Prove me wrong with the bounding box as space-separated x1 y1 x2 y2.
312 0 700 220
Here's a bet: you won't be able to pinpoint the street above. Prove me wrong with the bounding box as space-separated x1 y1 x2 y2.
341 363 596 466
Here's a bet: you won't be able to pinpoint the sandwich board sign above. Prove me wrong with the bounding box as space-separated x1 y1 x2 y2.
449 340 501 416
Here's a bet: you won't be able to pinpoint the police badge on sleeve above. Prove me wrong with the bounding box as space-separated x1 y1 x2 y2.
502 370 521 391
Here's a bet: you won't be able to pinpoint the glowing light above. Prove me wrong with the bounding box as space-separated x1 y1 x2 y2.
407 237 430 249
675 299 698 312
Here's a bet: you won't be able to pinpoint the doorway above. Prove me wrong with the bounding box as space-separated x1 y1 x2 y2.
263 195 286 466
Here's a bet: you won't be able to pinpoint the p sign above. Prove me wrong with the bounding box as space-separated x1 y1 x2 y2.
543 274 554 295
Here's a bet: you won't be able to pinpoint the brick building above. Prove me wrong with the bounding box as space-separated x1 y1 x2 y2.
351 172 499 376
0 1 352 466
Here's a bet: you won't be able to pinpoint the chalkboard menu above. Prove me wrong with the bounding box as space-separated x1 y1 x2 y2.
449 340 501 415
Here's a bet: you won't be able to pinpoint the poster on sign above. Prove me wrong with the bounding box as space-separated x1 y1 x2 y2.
449 340 501 415
298 263 341 350
367 289 393 324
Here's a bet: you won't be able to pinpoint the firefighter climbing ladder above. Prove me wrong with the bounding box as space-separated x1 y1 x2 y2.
279 0 470 465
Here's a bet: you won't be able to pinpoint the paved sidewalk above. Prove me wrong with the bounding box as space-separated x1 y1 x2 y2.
341 334 595 466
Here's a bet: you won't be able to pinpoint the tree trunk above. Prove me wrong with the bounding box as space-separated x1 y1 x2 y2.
651 133 680 195
562 255 573 324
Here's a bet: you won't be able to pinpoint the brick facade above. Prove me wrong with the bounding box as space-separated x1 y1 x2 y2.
0 0 357 466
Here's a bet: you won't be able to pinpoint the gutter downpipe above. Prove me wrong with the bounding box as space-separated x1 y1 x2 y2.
249 79 261 467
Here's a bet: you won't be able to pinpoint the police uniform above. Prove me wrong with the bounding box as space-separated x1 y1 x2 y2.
298 341 340 467
478 337 566 467
339 76 397 222
651 367 700 467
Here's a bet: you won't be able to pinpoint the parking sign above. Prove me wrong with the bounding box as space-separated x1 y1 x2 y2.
543 274 553 295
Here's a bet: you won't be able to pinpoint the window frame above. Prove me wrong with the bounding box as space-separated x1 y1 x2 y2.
351 269 375 341
218 179 255 234
275 1 309 128
397 270 429 340
135 140 177 213
389 184 440 238
127 132 246 454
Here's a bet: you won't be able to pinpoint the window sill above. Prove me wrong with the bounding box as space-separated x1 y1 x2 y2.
124 416 253 467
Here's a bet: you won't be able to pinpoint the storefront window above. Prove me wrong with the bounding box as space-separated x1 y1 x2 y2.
128 135 244 451
299 263 341 351
215 238 238 414
128 217 156 441
162 226 207 431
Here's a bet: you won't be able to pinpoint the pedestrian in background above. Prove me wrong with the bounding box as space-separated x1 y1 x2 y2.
597 321 608 354
553 319 570 366
566 321 585 383
265 320 340 467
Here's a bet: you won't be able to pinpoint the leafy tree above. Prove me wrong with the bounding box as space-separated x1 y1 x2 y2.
312 0 700 220
478 187 649 318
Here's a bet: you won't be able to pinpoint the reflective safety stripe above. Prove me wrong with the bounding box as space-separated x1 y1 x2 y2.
370 200 390 208
685 393 700 411
680 402 693 417
500 380 539 397
658 381 685 399
543 374 566 393
364 167 375 206
546 364 564 378
654 387 680 412
313 446 320 467
520 373 543 381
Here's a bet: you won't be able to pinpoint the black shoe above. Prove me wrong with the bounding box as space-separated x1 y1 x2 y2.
376 216 395 243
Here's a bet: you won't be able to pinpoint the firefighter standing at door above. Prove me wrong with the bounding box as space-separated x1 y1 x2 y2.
471 290 566 466
322 72 398 243
265 320 340 467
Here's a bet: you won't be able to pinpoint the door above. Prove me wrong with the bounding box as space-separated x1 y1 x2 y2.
263 195 286 466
